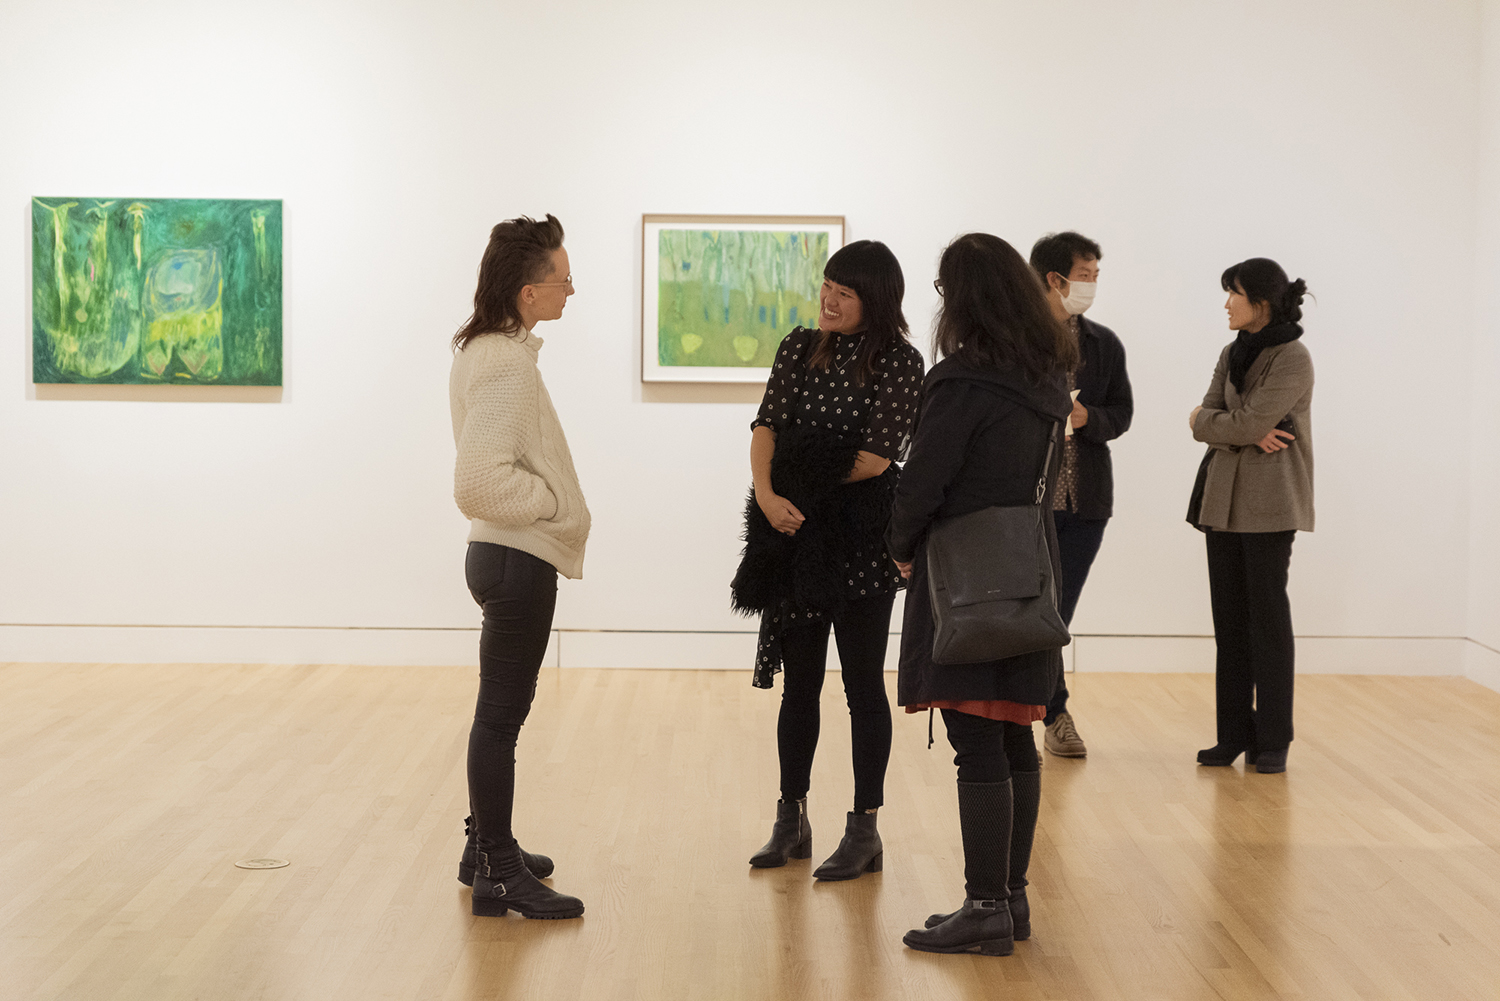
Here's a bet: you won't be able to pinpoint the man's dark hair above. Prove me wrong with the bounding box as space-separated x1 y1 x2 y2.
1029 231 1102 284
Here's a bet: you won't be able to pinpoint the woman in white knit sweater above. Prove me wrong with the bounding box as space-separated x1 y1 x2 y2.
449 214 591 919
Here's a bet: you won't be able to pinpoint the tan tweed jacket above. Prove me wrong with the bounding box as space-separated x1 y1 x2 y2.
1192 340 1315 533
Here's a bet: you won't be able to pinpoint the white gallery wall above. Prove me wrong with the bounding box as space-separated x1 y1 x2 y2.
1469 0 1500 691
0 0 1495 685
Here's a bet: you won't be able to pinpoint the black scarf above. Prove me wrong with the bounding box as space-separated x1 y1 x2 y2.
1228 321 1302 392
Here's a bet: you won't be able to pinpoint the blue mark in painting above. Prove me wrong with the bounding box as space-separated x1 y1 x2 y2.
789 307 798 325
682 261 691 271
758 305 767 323
771 308 778 328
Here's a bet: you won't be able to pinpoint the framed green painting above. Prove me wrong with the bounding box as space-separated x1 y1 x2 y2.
31 197 283 385
642 214 844 382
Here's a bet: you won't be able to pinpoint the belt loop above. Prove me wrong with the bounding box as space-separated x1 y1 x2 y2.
928 707 934 750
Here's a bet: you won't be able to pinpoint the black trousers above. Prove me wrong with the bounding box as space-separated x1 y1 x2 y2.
777 592 895 812
1205 530 1297 750
465 542 558 854
941 709 1041 783
1044 511 1110 725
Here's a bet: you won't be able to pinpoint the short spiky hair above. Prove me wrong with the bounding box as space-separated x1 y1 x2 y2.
1029 231 1102 283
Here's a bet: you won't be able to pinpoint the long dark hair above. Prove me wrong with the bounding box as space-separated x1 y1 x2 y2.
934 233 1077 380
452 214 565 350
807 240 909 385
1220 257 1308 326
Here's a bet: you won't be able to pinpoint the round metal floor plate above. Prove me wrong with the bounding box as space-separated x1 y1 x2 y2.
234 858 290 870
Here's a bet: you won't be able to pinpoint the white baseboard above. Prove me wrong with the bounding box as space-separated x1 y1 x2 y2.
1069 635 1468 676
1465 640 1500 693
0 625 490 667
1 625 1475 678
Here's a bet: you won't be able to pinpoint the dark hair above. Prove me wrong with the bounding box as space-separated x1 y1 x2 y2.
1220 258 1308 325
807 240 910 384
1029 231 1102 284
452 214 565 350
935 233 1078 380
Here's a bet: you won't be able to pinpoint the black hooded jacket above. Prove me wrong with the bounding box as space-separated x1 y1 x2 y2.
889 358 1073 708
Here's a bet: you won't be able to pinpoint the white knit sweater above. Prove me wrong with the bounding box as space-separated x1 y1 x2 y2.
449 331 591 579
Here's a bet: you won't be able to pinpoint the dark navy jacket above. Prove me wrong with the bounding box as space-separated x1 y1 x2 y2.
1069 315 1134 520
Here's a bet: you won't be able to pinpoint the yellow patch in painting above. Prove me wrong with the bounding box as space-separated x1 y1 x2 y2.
680 334 703 355
732 336 759 362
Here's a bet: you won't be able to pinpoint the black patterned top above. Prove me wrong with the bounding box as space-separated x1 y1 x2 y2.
751 327 924 462
747 327 925 688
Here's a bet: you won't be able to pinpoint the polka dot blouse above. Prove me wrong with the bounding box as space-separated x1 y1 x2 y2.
750 327 925 461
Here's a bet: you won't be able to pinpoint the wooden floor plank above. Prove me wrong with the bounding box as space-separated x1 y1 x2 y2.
3 664 1500 1000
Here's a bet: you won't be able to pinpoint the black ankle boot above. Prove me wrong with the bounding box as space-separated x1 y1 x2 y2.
458 815 555 885
904 898 1014 955
470 845 583 919
1196 743 1255 767
1254 748 1287 773
813 811 882 881
749 798 811 868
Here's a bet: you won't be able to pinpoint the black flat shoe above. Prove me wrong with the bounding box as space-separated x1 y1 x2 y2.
472 868 583 919
1197 744 1253 767
925 888 1029 940
904 898 1014 956
1254 749 1287 774
470 848 583 920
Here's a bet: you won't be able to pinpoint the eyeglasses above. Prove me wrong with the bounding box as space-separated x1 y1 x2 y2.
933 279 944 296
529 275 573 289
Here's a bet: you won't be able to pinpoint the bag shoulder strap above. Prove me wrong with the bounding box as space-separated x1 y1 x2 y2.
1034 421 1059 506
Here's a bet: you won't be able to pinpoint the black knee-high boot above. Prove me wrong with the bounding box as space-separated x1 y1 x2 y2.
1007 770 1039 940
904 780 1014 956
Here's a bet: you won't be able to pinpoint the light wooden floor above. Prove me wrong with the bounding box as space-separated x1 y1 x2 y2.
3 665 1500 1001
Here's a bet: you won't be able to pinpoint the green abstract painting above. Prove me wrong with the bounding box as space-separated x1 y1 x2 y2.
642 216 842 382
31 197 283 385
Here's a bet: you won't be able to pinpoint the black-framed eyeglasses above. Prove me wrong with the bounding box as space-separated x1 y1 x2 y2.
933 279 944 296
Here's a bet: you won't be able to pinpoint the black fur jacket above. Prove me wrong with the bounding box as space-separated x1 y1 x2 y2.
730 423 898 619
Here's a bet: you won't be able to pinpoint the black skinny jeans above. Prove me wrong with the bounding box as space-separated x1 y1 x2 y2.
941 709 1041 784
465 542 557 855
777 592 895 812
1205 529 1297 751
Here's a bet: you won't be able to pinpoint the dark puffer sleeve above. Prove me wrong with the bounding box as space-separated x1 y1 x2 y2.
751 327 812 433
862 342 925 460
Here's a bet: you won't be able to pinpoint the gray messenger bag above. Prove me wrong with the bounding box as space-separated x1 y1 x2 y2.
925 423 1071 665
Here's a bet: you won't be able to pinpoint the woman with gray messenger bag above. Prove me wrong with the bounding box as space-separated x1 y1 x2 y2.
887 233 1075 958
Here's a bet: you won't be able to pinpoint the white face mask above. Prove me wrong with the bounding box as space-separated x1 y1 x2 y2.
1058 280 1096 315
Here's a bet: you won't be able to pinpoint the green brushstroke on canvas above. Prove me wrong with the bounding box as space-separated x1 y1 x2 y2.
657 229 828 368
31 197 282 385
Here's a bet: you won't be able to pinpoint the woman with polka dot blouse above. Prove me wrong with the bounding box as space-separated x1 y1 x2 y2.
730 240 925 882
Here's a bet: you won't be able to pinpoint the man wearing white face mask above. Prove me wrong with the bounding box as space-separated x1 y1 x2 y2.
1029 232 1135 760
